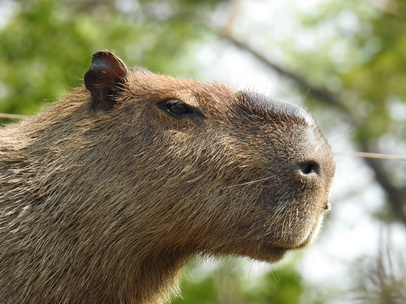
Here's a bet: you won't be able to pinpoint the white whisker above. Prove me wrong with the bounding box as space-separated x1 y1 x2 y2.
223 176 274 188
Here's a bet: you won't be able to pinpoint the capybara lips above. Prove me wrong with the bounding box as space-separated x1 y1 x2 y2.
257 245 289 262
259 240 310 262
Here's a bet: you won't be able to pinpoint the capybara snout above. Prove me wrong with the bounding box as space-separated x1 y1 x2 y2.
237 90 333 181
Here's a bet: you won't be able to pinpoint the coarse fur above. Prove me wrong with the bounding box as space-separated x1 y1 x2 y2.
0 51 335 304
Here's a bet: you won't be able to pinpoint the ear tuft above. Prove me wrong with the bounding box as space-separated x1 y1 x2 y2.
84 51 128 112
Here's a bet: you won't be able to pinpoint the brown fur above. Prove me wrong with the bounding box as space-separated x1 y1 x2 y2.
0 51 335 304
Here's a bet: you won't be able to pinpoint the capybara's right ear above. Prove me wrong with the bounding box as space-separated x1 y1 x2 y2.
84 51 127 112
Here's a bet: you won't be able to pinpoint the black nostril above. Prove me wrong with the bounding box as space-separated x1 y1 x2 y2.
298 161 320 176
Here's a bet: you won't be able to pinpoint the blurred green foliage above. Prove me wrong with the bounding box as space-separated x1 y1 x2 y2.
172 260 303 304
0 0 209 116
1 0 405 303
291 0 406 144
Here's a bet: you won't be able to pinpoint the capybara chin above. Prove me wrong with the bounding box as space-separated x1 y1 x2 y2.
0 51 335 304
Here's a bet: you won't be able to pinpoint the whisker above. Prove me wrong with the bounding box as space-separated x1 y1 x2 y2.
222 175 274 188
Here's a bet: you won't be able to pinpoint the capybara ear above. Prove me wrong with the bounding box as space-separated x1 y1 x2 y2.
84 51 127 112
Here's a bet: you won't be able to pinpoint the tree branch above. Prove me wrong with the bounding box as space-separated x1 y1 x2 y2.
360 142 406 225
0 113 27 120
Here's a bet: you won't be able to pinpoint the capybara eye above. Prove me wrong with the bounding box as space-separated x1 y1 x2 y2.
166 99 193 115
157 99 205 119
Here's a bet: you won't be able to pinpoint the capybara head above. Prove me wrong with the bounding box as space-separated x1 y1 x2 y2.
0 51 335 303
82 51 335 261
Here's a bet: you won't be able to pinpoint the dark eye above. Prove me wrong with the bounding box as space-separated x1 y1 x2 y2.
157 99 205 119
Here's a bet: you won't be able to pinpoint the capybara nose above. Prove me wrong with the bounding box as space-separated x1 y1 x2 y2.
297 160 320 177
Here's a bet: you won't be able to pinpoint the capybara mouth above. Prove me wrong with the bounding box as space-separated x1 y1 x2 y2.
257 227 317 262
256 245 289 262
258 241 310 262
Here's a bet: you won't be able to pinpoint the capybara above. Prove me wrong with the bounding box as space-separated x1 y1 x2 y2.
0 51 335 304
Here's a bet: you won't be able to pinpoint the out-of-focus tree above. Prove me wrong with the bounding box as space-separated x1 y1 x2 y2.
172 259 303 304
0 0 215 116
349 228 406 304
1 0 405 303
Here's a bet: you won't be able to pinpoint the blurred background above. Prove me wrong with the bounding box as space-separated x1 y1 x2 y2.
1 0 405 303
